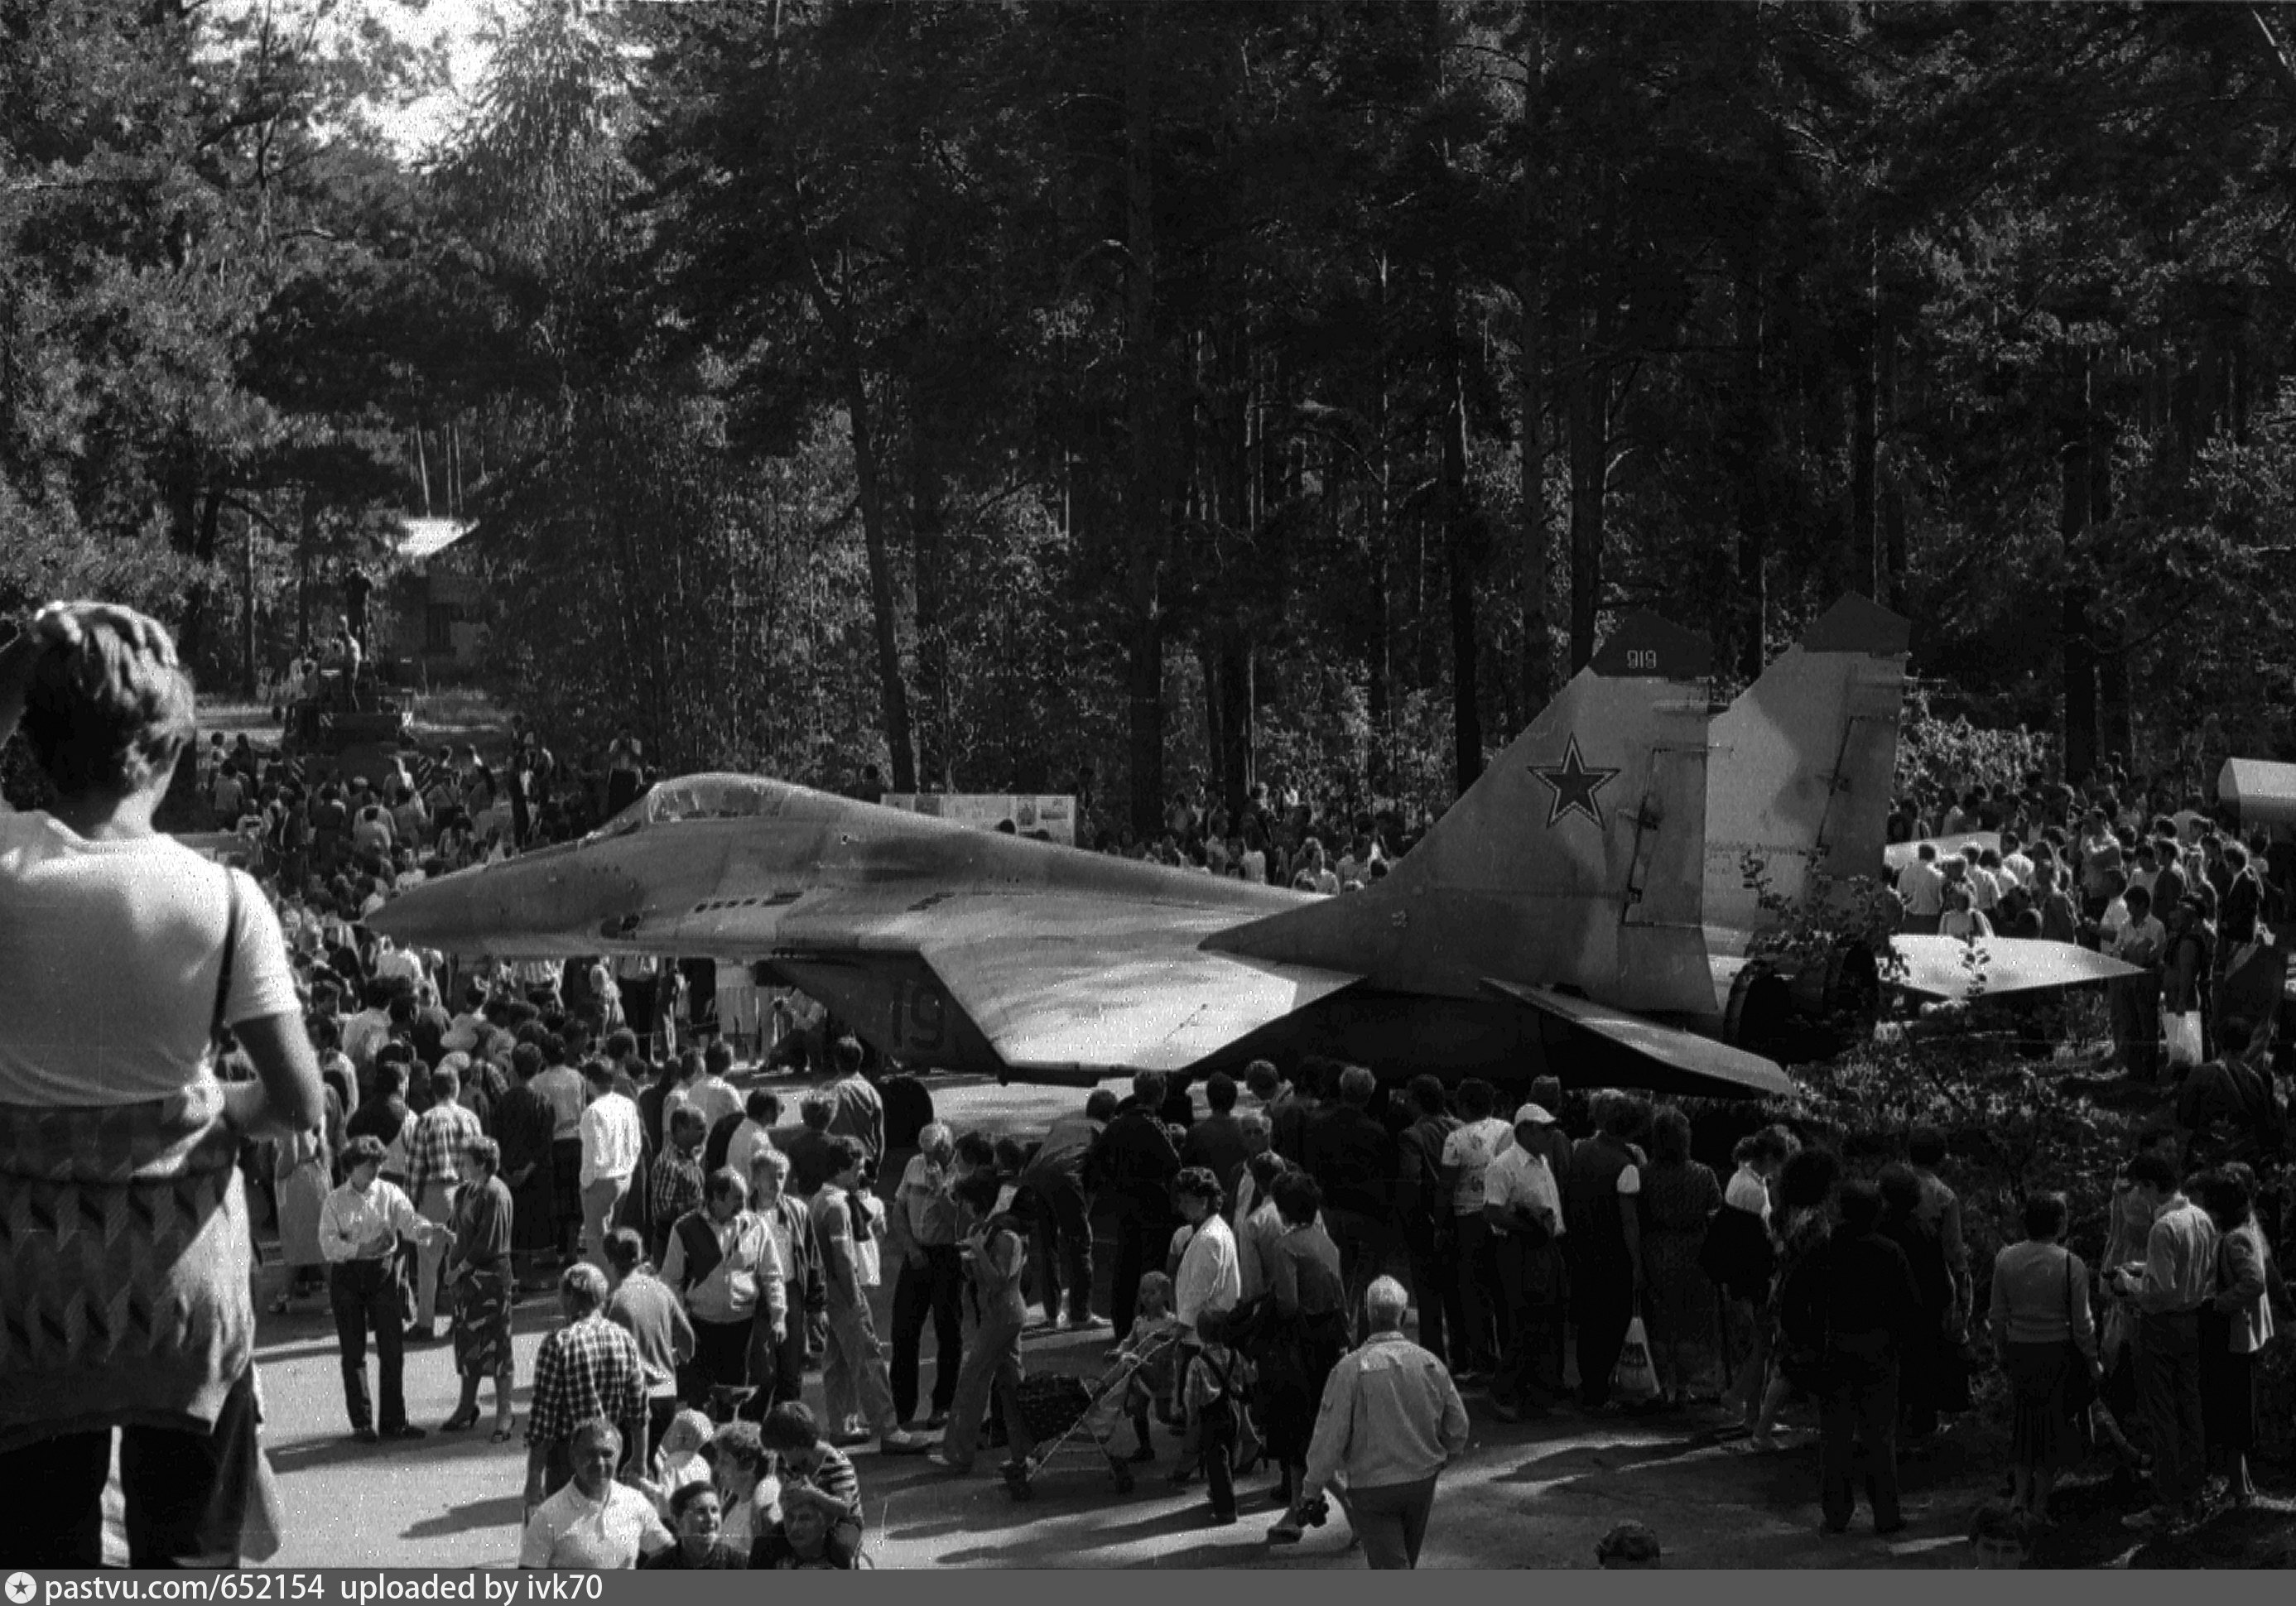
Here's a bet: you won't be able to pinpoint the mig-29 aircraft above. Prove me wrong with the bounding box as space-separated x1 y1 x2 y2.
373 614 1794 1097
372 599 2134 1095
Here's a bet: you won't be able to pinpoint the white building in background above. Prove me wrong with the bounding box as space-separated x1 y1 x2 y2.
385 516 487 674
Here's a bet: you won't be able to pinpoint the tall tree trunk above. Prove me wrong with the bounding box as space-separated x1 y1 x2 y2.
1517 6 1553 712
1566 339 1607 673
1849 232 1878 599
1218 629 1253 820
296 493 314 654
1440 265 1483 794
241 507 258 700
1734 260 1767 680
840 341 917 793
1198 631 1225 809
2091 437 2131 765
176 485 225 672
2061 357 2097 781
1122 7 1166 844
910 420 952 791
1881 334 1907 613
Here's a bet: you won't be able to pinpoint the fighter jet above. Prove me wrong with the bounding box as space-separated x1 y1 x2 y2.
371 613 1793 1098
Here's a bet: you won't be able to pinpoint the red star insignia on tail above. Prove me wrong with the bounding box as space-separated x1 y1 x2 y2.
1530 735 1620 829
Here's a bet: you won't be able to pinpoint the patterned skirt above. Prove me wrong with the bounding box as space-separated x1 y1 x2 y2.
452 1265 517 1378
0 1084 255 1451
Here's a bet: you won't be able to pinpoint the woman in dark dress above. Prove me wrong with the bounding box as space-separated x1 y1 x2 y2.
1985 1190 2094 1519
1638 1106 1721 1406
442 1138 517 1440
1748 1147 1840 1450
1878 1165 1954 1443
1258 1171 1349 1545
493 1045 558 1282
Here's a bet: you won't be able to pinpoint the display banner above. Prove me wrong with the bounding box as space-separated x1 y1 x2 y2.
878 793 1076 845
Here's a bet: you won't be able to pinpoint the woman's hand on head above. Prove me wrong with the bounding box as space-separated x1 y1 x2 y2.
31 601 178 667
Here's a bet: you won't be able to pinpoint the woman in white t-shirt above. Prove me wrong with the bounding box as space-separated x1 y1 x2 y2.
0 602 324 1567
1439 1079 1515 1378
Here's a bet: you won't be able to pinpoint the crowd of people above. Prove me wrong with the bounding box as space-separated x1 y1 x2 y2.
6 599 2294 1573
1887 773 2294 1094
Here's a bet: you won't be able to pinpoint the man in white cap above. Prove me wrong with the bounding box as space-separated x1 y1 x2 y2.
1482 1102 1566 1421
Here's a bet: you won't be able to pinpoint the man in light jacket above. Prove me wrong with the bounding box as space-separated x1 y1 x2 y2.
1299 1276 1470 1569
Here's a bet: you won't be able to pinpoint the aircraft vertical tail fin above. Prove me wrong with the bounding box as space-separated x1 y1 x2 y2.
1704 594 1911 941
1207 613 1720 1016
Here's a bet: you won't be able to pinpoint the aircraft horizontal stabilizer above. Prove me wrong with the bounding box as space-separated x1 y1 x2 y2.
1889 934 2141 999
1481 979 1792 1099
921 935 1355 1076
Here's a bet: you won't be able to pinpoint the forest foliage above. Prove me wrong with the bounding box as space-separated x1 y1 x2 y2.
10 0 2296 840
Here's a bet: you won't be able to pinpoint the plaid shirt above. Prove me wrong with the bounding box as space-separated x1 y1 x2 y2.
647 1146 707 1252
527 1314 647 1450
404 1101 483 1200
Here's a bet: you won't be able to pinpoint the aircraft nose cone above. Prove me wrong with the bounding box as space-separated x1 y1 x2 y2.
368 853 647 954
367 871 479 950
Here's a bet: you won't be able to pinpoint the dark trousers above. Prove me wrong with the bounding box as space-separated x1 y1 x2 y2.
1112 1213 1173 1342
1028 1173 1095 1324
330 1257 408 1430
1406 1223 1463 1369
1818 1338 1902 1532
646 1395 680 1458
550 1139 586 1248
1453 1213 1503 1372
1326 1208 1384 1336
2135 1310 2205 1507
688 1316 752 1402
1495 1236 1567 1406
1200 1417 1238 1519
740 1291 809 1414
1349 1473 1441 1569
1572 1267 1636 1408
0 1369 262 1567
1898 1318 1942 1440
891 1244 965 1421
2111 974 2162 1081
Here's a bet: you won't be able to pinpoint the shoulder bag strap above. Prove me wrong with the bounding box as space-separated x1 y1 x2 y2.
212 864 242 1048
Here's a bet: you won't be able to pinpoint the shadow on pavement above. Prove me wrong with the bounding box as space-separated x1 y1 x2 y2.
405 1495 526 1541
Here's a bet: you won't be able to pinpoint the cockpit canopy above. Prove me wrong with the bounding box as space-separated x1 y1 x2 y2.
585 773 792 843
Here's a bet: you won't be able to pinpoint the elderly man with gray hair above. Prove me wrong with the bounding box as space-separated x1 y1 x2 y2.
747 1144 823 1413
524 1264 651 1515
886 1121 964 1429
517 1417 671 1569
1296 1276 1469 1569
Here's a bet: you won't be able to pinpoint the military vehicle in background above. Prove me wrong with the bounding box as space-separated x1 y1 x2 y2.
281 666 413 786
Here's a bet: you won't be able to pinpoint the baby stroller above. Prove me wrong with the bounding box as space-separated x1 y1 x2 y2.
1002 1325 1184 1500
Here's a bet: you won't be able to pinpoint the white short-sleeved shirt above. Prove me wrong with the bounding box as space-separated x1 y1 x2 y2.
518 1479 669 1569
1724 1164 1772 1225
1895 860 1945 916
1482 1147 1562 1237
1440 1117 1514 1214
0 814 299 1104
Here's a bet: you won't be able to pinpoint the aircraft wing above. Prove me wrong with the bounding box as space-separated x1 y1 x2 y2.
1480 979 1793 1098
911 903 1357 1075
1889 934 2141 999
